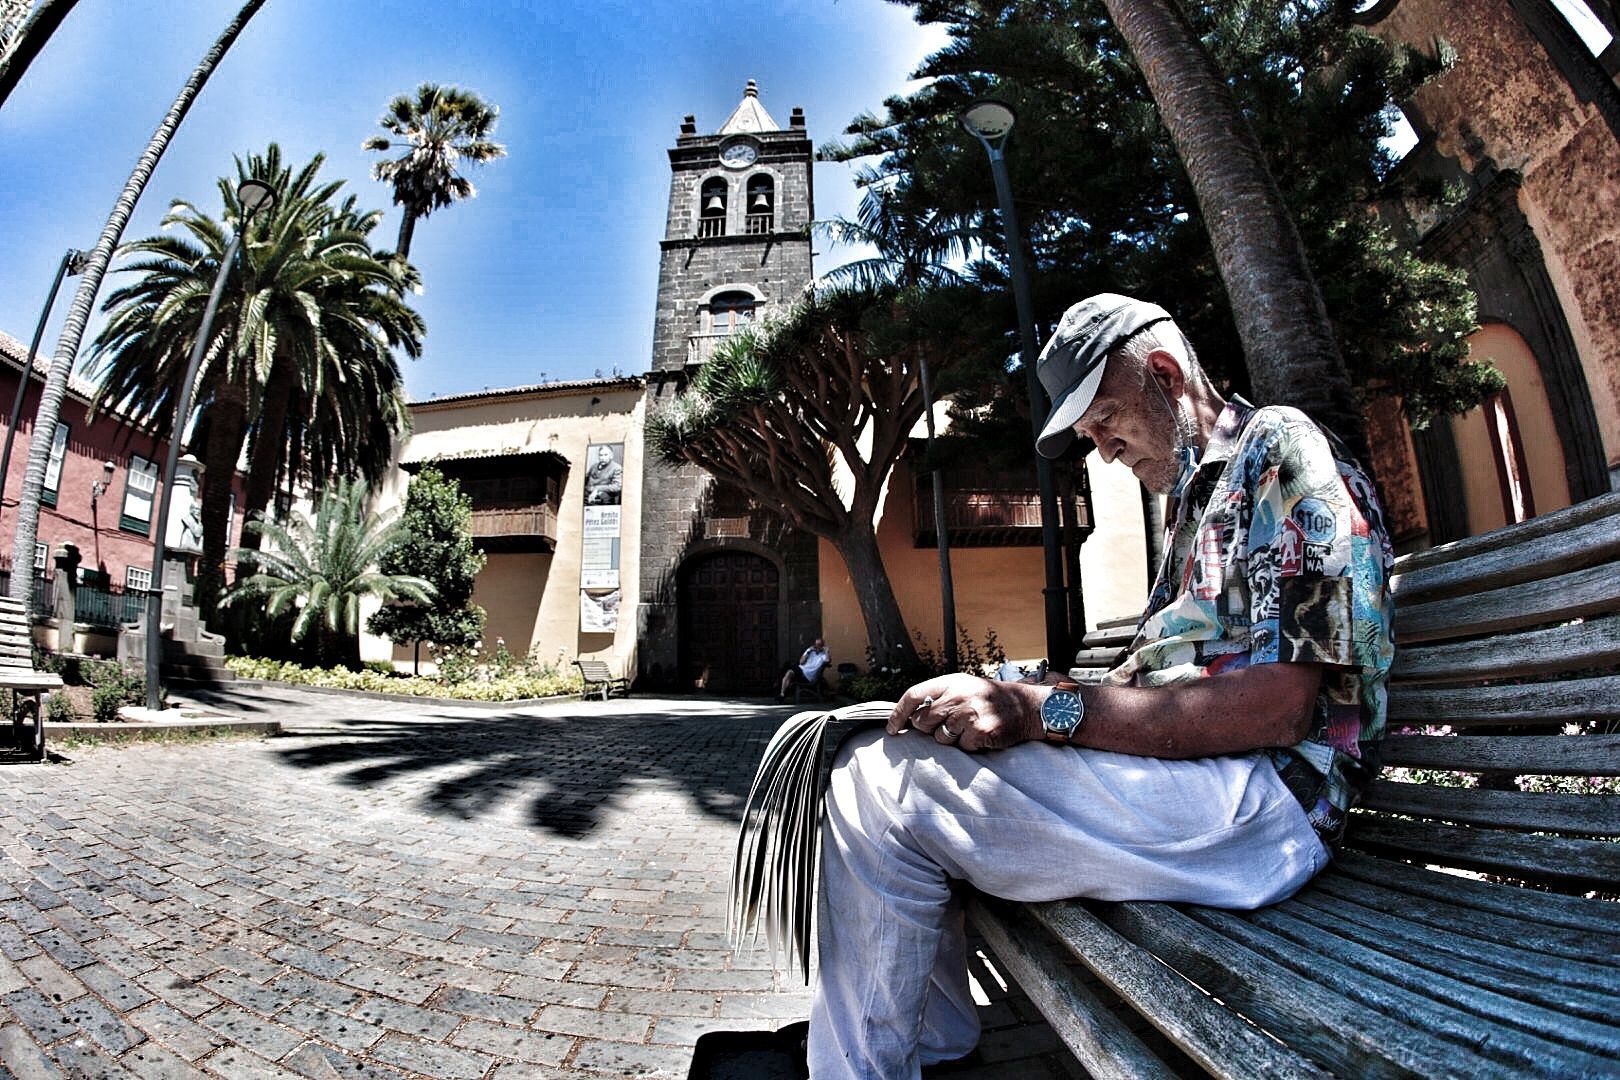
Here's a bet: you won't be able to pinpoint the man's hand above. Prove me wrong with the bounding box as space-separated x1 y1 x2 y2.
888 673 1046 752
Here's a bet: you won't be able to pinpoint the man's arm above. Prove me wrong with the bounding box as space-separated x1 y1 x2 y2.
888 662 1323 758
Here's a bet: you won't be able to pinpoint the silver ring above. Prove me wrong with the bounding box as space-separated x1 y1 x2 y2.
919 696 934 709
939 722 958 741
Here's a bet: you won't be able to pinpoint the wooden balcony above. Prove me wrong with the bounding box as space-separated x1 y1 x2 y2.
687 331 737 365
469 504 558 553
914 485 1089 548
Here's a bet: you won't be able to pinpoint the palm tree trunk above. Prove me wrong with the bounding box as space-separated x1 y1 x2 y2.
0 0 82 110
6 0 267 606
832 521 919 671
396 210 417 259
1098 0 1365 455
193 388 248 622
236 358 295 567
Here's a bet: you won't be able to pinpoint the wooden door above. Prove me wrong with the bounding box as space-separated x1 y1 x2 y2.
677 551 779 694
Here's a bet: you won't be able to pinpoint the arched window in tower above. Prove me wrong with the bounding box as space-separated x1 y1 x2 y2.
699 178 728 238
707 290 757 334
746 175 774 235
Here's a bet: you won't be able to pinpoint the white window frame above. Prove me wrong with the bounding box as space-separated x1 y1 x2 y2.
125 566 153 593
42 422 68 503
121 454 159 533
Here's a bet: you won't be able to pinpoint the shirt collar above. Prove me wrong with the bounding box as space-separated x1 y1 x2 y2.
1195 395 1256 473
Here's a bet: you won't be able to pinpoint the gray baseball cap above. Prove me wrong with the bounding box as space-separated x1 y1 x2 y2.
1035 294 1173 459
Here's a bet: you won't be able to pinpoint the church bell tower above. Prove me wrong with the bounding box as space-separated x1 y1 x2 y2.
637 81 820 694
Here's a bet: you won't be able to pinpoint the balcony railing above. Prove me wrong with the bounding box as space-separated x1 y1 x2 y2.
0 572 146 628
697 216 725 238
745 213 774 235
687 331 739 365
914 485 1089 548
469 505 558 551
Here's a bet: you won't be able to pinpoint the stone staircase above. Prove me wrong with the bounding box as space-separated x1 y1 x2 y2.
118 557 236 686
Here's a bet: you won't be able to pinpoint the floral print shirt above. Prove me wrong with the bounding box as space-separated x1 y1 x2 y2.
1107 397 1396 845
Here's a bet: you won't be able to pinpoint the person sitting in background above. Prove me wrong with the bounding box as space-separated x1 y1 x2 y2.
779 638 830 703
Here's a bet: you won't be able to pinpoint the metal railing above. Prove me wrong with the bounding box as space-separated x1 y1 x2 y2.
0 571 146 628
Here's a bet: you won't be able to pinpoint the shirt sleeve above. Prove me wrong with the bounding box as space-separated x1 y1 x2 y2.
1242 415 1360 669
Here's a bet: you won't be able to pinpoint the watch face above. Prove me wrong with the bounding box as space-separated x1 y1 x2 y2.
720 141 758 168
1041 689 1083 737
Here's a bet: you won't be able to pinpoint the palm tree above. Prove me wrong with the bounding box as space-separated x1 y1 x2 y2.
1097 0 1362 452
90 146 422 617
6 0 266 606
362 82 505 259
221 478 434 669
0 0 82 110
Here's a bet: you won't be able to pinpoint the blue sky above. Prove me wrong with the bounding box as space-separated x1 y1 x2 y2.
0 0 949 401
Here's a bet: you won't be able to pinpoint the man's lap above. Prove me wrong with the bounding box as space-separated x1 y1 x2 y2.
828 727 1328 909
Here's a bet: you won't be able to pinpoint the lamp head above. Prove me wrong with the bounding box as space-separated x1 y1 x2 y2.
236 178 278 217
960 99 1017 146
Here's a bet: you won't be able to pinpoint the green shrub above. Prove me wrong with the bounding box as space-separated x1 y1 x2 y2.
44 692 76 723
225 655 582 701
843 626 1009 701
80 659 127 689
91 684 126 723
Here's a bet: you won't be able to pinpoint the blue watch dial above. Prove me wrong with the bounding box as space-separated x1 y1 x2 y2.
1041 689 1083 739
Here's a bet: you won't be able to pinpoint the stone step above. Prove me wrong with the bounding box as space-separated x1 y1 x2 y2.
160 661 237 685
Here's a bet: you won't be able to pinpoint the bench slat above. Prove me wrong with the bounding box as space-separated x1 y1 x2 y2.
1390 491 1620 598
1098 901 1507 1079
1379 733 1620 775
1286 886 1620 1005
1331 850 1620 938
1019 899 1334 1080
1394 561 1620 643
1389 612 1620 683
966 896 1184 1080
1387 676 1620 727
1361 780 1619 836
1347 818 1620 887
1203 906 1620 1064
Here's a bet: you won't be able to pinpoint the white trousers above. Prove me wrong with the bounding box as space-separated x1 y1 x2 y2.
808 728 1329 1080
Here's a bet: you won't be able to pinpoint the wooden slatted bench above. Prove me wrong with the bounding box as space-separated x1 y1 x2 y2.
969 490 1620 1078
0 597 63 762
1070 614 1136 684
573 658 628 702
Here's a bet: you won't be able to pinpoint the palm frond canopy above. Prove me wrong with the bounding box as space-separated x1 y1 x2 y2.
363 82 506 221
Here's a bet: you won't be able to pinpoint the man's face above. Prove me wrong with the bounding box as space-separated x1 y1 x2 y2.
596 448 613 466
1073 353 1181 494
813 639 825 651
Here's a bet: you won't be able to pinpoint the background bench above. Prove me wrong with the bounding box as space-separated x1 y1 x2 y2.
969 489 1620 1077
0 597 63 762
573 658 628 701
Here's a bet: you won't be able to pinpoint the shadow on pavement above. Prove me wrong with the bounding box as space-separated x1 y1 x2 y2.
210 693 792 839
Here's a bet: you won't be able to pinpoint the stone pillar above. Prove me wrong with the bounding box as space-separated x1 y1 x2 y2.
51 543 81 632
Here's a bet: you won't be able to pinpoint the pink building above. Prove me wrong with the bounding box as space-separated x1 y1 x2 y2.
0 329 246 613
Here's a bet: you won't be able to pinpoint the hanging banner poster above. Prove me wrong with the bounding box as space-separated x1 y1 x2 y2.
580 588 621 633
581 444 624 593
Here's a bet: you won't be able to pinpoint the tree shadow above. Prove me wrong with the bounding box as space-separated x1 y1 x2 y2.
258 698 789 839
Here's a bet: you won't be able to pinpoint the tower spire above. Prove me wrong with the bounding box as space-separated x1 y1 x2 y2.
718 79 778 134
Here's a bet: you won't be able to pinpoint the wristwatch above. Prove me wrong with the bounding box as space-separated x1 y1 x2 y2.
1040 680 1085 743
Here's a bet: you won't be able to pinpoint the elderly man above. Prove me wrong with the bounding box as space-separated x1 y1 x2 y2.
808 294 1395 1079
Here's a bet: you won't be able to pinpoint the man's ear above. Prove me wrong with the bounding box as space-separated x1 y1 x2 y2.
1146 349 1186 400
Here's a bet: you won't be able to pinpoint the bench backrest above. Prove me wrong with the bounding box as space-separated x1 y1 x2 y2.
574 659 619 682
0 597 36 674
1354 490 1620 894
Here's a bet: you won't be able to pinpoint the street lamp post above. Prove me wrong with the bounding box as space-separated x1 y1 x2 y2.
0 247 89 531
960 99 1070 671
144 178 276 710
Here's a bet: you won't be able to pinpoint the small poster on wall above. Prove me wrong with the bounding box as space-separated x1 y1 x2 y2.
584 443 624 506
580 588 620 633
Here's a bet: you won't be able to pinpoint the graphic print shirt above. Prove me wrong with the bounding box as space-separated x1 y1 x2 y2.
1107 397 1397 844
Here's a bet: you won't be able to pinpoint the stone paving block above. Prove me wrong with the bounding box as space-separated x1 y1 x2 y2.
272 1000 386 1052
266 942 352 980
280 1041 413 1080
670 967 780 993
197 1003 307 1061
530 1003 651 1042
16 953 86 1005
60 990 146 1054
347 996 460 1041
133 971 223 1019
200 1045 306 1080
446 1019 575 1066
431 985 538 1026
569 1036 692 1078
126 1001 230 1061
337 966 440 1006
76 961 157 1012
121 1039 213 1080
367 1031 493 1079
2 987 81 1045
0 1023 62 1079
201 971 289 1016
603 988 722 1018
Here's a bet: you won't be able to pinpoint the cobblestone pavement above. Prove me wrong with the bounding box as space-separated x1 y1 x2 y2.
0 687 1084 1079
